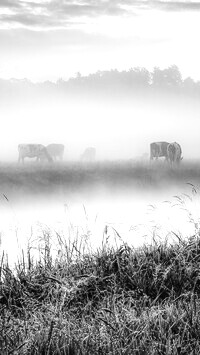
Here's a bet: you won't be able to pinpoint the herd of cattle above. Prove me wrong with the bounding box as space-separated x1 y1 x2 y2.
18 144 96 163
18 144 64 163
17 141 182 165
150 141 183 165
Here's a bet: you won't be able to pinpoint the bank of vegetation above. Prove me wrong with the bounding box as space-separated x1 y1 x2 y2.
1 230 200 354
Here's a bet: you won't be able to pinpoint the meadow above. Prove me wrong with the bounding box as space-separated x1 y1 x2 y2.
1 160 200 354
0 159 200 198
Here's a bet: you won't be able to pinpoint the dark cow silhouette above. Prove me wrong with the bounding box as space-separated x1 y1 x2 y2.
150 142 170 161
167 142 183 166
18 144 53 163
46 144 65 161
81 147 96 162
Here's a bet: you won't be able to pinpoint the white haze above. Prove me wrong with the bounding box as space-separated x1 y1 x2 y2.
1 96 200 162
1 95 200 263
0 185 198 265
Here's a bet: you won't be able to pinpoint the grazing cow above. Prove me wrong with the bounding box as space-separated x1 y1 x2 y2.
18 144 53 163
150 142 170 161
46 144 65 161
81 147 96 162
167 142 183 166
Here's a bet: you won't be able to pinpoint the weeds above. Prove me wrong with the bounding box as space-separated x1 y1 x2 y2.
1 232 200 354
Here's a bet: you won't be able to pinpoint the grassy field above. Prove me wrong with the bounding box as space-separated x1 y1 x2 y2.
1 231 200 354
0 159 200 198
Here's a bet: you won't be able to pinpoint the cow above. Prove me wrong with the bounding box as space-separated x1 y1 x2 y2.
18 144 53 163
150 142 170 161
46 144 65 161
81 147 96 162
167 142 183 166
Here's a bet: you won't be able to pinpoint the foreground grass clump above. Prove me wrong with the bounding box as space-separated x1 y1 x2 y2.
1 235 200 354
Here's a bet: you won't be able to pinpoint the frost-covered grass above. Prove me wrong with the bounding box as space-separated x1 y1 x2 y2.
1 229 200 354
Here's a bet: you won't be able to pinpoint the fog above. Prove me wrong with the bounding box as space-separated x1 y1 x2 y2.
0 184 197 262
0 175 199 265
1 93 200 162
1 92 200 263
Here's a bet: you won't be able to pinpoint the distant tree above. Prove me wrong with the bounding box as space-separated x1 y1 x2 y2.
128 67 150 87
183 77 200 97
164 65 182 86
86 69 121 92
183 77 196 89
151 66 165 87
152 65 182 88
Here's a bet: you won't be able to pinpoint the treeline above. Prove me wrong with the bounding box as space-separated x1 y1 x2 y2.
1 65 200 100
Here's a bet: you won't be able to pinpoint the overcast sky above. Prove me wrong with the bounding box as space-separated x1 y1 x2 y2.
0 0 200 82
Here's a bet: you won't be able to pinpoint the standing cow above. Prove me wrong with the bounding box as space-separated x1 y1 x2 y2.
81 147 96 162
18 144 53 163
167 142 183 166
46 144 65 161
150 142 170 161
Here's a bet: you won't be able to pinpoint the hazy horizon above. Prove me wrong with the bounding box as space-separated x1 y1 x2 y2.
1 1 200 82
0 65 198 84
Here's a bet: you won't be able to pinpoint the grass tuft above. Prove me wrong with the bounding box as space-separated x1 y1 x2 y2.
1 231 200 353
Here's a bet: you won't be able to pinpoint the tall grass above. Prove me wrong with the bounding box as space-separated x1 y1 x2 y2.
1 227 200 354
